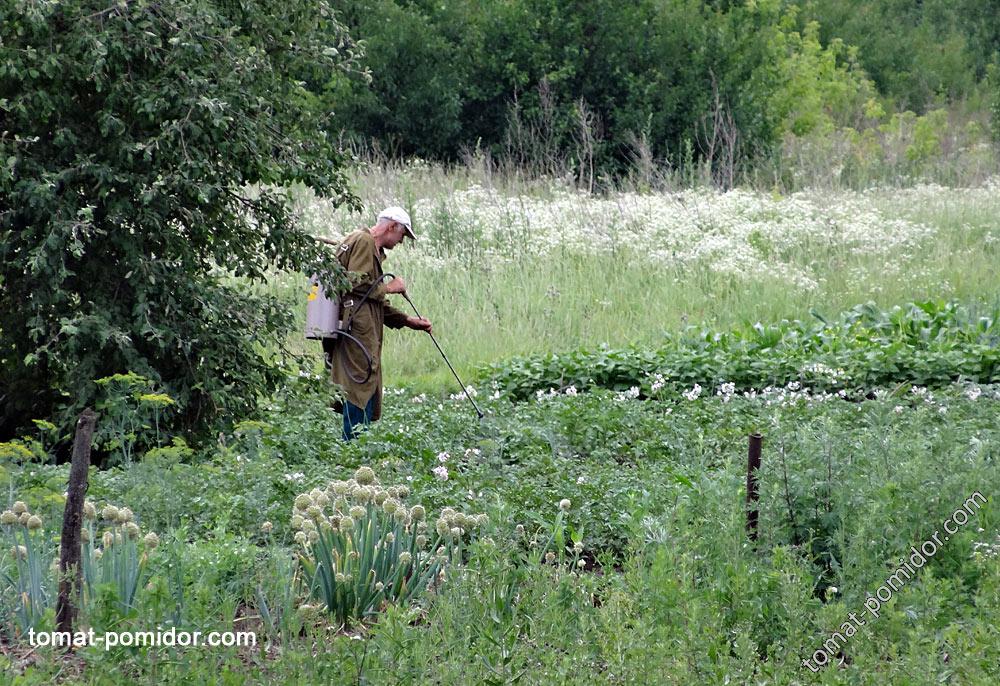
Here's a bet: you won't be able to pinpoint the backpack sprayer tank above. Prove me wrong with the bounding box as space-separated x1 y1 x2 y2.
305 275 343 340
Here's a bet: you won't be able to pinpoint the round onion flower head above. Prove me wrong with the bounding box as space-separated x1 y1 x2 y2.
373 489 388 506
93 549 103 561
308 530 319 543
559 499 571 512
416 534 427 548
450 527 462 539
125 522 141 539
102 531 114 548
515 524 525 536
319 519 333 532
114 532 124 546
290 514 305 530
545 552 556 564
294 494 312 511
118 507 135 523
573 541 584 554
416 521 428 533
335 572 346 583
26 515 43 531
355 466 376 486
309 487 324 502
349 505 366 519
12 501 27 515
436 518 450 537
11 545 27 560
144 532 160 550
374 581 384 593
260 521 273 534
301 518 317 533
576 559 586 569
332 480 350 496
340 515 355 530
382 498 400 515
384 532 395 545
398 552 412 566
394 509 409 526
396 486 410 499
441 507 456 520
0 511 16 526
315 492 330 508
294 531 307 545
306 505 322 519
476 514 489 527
102 505 119 521
83 502 97 520
409 505 426 522
354 486 373 505
19 512 31 526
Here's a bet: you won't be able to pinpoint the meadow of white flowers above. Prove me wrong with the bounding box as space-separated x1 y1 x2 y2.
302 177 1000 294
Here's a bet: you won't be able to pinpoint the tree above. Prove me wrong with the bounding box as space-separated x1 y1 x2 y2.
0 0 359 443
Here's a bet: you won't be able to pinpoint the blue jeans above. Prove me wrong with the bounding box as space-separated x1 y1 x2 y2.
342 395 375 441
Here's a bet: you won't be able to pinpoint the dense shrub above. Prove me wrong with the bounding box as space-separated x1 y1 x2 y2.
0 0 356 443
323 0 996 179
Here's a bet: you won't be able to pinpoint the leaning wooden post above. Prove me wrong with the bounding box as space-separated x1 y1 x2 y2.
746 433 763 541
56 408 97 638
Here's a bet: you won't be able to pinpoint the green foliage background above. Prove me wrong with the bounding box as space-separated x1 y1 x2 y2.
321 0 999 173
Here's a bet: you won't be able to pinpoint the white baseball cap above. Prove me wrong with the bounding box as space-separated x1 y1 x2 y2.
378 206 415 240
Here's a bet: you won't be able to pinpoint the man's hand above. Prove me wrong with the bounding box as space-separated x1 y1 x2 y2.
407 316 432 334
385 276 407 294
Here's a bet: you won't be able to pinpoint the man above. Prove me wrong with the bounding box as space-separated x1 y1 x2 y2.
325 206 432 440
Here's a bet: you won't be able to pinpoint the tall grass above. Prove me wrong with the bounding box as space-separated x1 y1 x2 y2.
274 166 1000 391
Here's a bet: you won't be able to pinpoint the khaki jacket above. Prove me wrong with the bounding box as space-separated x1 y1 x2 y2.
329 229 409 420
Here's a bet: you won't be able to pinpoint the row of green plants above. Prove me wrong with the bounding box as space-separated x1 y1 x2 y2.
0 499 159 636
0 466 499 644
484 300 1000 399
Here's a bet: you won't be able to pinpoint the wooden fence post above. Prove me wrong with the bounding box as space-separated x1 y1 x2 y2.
746 433 763 541
56 408 97 638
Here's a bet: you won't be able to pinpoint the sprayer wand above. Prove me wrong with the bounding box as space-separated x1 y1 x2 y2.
401 292 484 419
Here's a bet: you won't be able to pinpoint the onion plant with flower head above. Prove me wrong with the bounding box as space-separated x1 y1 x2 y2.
292 465 487 627
0 501 53 633
80 500 159 613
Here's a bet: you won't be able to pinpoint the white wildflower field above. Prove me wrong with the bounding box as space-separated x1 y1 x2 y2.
291 173 1000 386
